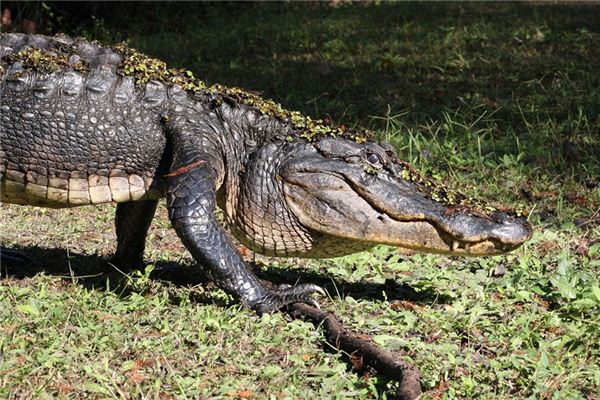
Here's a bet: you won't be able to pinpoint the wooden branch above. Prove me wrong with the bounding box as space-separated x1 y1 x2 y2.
287 303 422 400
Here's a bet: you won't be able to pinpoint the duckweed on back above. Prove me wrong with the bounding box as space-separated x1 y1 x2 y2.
2 37 371 144
4 47 88 74
111 43 372 144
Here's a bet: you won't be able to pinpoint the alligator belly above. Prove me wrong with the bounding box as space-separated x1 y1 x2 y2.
0 169 163 208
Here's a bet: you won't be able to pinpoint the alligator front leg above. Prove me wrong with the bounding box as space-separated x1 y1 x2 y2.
166 156 323 313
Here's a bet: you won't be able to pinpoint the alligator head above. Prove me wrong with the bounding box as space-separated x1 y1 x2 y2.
231 136 532 258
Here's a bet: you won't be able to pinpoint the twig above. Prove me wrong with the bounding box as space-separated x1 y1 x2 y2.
287 303 421 400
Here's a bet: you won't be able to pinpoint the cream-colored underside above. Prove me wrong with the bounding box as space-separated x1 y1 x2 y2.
0 170 162 208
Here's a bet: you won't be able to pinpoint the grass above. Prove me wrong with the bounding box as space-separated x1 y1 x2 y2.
1 2 599 399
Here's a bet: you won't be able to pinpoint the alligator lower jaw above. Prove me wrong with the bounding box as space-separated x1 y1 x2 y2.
409 236 519 256
358 218 519 256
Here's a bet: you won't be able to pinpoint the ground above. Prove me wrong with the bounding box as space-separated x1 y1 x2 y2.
1 3 599 399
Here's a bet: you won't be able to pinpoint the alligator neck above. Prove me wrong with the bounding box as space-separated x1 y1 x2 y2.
178 98 290 220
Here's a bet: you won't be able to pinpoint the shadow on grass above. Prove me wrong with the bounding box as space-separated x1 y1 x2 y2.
0 244 452 306
0 244 423 396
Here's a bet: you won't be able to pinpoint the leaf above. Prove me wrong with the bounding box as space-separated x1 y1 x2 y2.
537 351 549 370
84 382 111 395
126 369 145 383
373 334 399 347
236 389 253 399
121 360 137 372
17 304 39 316
550 276 577 300
261 365 282 379
571 298 597 309
592 285 600 302
515 290 532 301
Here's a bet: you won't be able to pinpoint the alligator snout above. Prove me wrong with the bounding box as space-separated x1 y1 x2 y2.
440 212 532 246
434 211 532 255
490 213 533 246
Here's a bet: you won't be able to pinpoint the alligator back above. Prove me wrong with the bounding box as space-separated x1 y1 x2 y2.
0 34 180 207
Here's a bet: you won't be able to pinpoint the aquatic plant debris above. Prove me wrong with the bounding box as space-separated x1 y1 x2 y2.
112 42 371 143
4 47 88 74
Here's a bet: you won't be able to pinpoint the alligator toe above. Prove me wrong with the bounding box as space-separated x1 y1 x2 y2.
250 283 327 314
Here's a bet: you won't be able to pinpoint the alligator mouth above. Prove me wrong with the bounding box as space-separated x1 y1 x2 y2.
434 227 524 255
352 209 528 256
281 162 532 257
349 183 531 256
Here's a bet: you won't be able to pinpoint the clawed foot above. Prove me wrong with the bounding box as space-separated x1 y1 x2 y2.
249 283 327 314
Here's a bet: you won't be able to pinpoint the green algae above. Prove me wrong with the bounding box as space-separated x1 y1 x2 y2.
113 43 206 92
4 47 88 74
2 38 370 144
110 43 371 143
204 83 371 143
420 177 528 219
112 43 497 212
391 156 527 218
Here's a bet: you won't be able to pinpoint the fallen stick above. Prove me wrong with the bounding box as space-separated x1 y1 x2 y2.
149 265 422 398
287 303 422 400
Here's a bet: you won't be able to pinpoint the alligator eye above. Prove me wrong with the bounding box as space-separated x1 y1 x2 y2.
366 152 382 166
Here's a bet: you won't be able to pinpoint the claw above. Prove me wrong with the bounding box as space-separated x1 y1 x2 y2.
304 297 321 309
308 284 327 297
250 282 327 314
278 283 326 296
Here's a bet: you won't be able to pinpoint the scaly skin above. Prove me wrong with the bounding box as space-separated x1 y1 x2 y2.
0 33 532 313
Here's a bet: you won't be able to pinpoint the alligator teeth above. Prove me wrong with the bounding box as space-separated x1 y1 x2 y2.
452 240 460 250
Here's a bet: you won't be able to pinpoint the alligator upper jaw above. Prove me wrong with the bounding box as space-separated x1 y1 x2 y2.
281 158 532 256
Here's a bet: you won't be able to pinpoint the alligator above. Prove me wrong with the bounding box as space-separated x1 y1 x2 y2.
0 33 532 313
